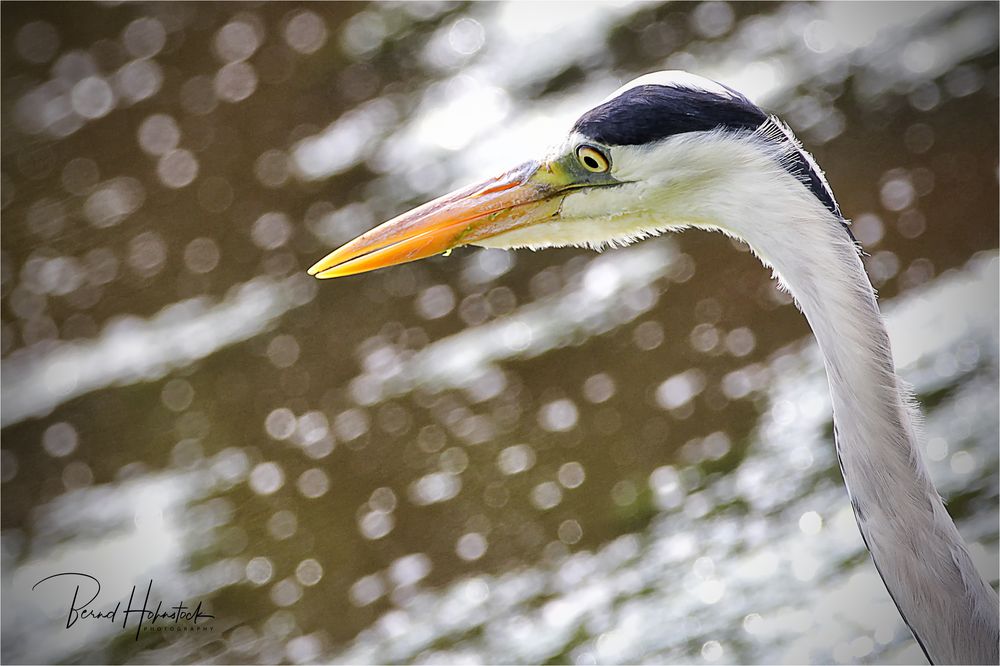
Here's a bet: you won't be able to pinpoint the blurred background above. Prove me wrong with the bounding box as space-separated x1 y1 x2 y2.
1 2 998 664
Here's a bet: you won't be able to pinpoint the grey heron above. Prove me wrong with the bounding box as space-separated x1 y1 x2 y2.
309 71 999 664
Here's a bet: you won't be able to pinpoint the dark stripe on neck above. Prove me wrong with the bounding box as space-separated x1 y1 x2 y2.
781 148 845 222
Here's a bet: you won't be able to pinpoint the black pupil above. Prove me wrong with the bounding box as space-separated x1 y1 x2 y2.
584 154 600 169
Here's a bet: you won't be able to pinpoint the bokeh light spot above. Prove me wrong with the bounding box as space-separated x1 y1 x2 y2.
284 10 328 54
16 21 60 64
249 462 285 495
42 422 79 458
157 149 199 188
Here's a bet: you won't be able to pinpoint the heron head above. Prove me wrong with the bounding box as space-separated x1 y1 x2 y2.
309 71 837 279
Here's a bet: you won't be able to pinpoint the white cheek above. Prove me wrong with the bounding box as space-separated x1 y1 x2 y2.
562 179 685 226
474 184 679 252
608 143 669 183
561 186 633 219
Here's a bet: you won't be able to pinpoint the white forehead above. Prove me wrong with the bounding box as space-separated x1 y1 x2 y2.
605 70 738 102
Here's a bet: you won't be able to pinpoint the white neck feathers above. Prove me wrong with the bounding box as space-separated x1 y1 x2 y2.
715 142 999 663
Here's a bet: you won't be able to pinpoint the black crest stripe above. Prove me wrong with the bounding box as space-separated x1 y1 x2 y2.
572 83 845 221
572 84 767 146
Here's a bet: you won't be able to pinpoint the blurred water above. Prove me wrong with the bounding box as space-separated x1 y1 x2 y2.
328 252 1000 666
1 2 997 664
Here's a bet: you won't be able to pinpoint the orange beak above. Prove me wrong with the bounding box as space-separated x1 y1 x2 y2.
308 161 565 279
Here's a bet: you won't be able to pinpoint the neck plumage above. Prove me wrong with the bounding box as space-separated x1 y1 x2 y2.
738 198 999 664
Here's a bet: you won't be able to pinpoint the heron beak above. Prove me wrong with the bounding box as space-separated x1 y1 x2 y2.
308 160 568 279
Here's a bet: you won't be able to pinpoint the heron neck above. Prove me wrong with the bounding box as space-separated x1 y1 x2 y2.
738 210 998 664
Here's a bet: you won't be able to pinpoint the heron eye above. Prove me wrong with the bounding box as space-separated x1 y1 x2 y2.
576 145 610 173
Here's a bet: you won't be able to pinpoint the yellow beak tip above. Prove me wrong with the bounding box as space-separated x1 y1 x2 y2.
305 160 556 281
307 256 337 277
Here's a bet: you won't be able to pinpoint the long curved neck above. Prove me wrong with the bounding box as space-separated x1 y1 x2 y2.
738 204 999 664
